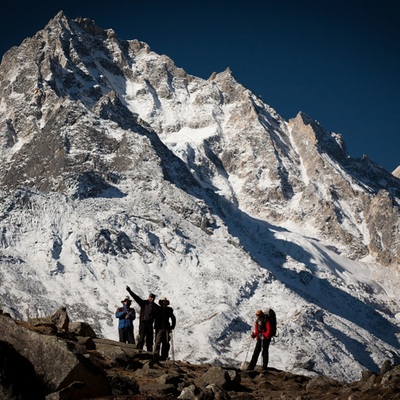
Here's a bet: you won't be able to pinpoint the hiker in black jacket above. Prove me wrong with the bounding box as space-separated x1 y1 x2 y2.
126 286 157 351
154 297 176 361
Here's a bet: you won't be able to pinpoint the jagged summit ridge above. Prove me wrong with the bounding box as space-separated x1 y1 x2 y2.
0 12 399 383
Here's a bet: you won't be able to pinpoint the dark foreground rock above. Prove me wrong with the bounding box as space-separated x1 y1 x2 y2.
0 309 399 400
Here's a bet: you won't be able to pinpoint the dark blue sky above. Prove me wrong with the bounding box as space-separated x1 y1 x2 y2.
1 0 399 172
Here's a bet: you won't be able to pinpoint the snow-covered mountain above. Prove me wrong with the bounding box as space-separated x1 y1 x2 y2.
0 11 399 382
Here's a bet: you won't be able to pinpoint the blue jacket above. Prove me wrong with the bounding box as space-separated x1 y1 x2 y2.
115 305 136 329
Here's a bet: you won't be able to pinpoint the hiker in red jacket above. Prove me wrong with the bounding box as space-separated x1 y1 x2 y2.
247 310 272 373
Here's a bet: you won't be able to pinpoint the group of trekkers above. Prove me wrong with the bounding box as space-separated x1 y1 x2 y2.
116 286 274 372
115 286 176 361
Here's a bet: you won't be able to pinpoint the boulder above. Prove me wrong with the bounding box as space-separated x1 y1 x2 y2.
0 314 110 399
204 384 231 400
157 373 182 385
177 384 204 400
195 366 234 390
75 335 95 350
93 337 152 368
0 340 45 400
69 321 97 338
29 307 69 332
226 368 241 386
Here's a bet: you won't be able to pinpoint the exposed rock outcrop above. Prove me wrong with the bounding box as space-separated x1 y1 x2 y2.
0 311 110 399
1 310 399 400
1 11 400 382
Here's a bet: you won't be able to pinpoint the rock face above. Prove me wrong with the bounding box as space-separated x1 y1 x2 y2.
0 11 399 265
0 12 400 381
0 340 45 400
0 312 110 399
0 311 399 400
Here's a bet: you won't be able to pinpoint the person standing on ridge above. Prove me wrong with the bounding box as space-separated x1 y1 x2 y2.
247 309 272 373
126 285 157 351
115 296 136 344
153 297 176 361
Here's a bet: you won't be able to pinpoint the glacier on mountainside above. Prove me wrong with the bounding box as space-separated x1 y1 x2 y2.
0 12 399 382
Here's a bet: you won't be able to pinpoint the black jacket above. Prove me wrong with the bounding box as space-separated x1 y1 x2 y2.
126 288 156 322
154 305 176 330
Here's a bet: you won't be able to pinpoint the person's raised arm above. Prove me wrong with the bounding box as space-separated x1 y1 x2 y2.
126 285 144 305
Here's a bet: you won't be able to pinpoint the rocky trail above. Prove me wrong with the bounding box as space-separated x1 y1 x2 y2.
0 308 399 400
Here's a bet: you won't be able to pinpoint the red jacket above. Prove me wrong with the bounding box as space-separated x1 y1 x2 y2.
253 317 272 339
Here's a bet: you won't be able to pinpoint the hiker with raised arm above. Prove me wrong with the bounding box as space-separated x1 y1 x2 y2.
153 297 176 361
115 296 136 344
247 309 272 374
126 286 157 351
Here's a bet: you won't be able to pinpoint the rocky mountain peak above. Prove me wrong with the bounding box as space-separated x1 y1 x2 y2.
74 15 107 36
1 12 399 383
290 111 348 163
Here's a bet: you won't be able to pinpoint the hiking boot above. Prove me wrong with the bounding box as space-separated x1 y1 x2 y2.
244 369 258 378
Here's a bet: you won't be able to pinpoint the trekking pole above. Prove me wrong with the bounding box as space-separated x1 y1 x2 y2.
240 335 253 370
170 330 175 361
244 336 252 363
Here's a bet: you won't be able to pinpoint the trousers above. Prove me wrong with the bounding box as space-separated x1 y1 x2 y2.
154 329 171 360
137 321 154 351
248 338 271 371
118 327 135 344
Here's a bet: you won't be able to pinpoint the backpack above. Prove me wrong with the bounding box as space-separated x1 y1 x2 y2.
264 308 277 337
